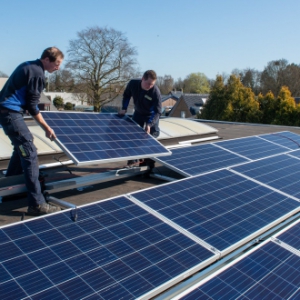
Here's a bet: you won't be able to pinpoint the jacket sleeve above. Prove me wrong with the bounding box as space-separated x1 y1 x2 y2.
122 81 132 110
147 87 162 127
26 76 44 116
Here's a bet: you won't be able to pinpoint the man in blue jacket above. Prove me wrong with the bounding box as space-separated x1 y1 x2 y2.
119 70 162 168
0 47 64 215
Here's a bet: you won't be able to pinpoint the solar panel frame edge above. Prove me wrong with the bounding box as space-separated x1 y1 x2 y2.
229 154 300 201
128 168 300 256
220 203 300 257
272 217 300 247
170 238 279 300
39 112 172 166
153 143 250 178
121 193 220 300
0 194 218 300
65 193 219 300
136 251 218 300
152 156 192 177
56 136 172 166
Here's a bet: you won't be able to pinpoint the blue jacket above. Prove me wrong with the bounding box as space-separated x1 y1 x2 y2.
122 79 162 126
0 59 45 116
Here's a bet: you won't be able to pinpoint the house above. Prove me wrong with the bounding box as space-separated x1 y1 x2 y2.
160 91 183 115
168 93 209 118
43 92 89 107
38 93 57 111
101 95 135 114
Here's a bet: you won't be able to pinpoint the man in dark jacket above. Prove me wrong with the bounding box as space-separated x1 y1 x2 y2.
0 47 64 215
119 70 162 167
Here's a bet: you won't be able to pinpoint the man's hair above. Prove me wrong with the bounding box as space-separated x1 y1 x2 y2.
40 47 64 62
142 70 157 80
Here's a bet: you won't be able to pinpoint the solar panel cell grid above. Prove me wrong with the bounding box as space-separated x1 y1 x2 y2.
260 131 300 150
131 169 300 251
0 196 214 299
41 112 170 165
215 136 289 160
180 242 300 300
276 221 300 250
155 143 248 176
232 154 300 199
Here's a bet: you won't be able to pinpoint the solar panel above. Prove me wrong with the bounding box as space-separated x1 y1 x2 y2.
154 143 248 177
129 169 300 253
232 154 300 199
175 241 300 300
287 149 300 159
275 219 300 251
215 135 289 160
0 196 215 300
40 112 171 165
259 131 300 150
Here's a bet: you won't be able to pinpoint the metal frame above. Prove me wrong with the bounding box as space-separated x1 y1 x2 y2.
0 166 150 197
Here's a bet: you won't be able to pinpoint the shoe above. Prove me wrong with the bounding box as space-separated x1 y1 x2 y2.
27 203 61 216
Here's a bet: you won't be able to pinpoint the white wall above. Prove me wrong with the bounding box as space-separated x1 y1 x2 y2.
44 92 88 106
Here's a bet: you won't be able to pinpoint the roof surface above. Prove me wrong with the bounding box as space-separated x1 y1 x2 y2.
1 119 300 227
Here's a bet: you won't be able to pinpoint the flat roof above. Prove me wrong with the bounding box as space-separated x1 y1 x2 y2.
1 119 300 227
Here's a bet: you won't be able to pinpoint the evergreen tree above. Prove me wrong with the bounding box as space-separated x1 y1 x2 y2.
273 86 296 125
223 75 259 122
258 91 277 124
200 76 226 120
53 96 64 110
64 102 74 110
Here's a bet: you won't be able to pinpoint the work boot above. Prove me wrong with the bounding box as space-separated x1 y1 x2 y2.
27 203 61 216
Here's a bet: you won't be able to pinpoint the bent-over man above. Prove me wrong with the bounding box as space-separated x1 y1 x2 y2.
0 47 64 215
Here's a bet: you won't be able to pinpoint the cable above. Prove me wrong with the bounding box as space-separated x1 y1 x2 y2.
53 155 73 175
270 132 300 148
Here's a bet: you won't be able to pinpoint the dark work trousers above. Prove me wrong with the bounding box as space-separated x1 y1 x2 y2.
130 112 160 169
132 112 160 138
0 110 46 207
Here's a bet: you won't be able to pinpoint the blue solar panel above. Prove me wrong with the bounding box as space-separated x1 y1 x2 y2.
41 112 171 165
178 241 300 300
276 220 300 251
260 131 300 150
0 196 214 299
130 169 300 251
154 143 248 177
215 136 289 160
232 154 300 199
288 149 300 159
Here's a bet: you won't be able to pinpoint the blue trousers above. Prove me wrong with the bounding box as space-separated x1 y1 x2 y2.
132 112 160 138
0 110 45 207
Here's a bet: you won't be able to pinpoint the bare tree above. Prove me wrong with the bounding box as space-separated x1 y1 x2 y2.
279 63 300 96
232 68 261 95
260 59 289 96
156 75 174 94
66 26 138 112
174 77 184 91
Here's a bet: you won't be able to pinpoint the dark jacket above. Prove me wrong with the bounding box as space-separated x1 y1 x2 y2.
122 79 162 126
0 59 45 116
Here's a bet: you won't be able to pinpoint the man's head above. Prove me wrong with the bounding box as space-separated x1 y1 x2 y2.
141 70 157 90
40 47 64 73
